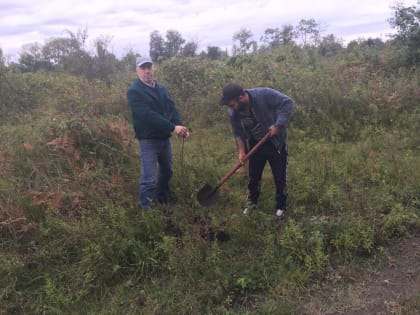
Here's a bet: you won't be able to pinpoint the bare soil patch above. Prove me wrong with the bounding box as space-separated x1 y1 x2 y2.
303 233 420 314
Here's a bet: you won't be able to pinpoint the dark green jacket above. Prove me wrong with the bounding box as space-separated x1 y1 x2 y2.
127 79 183 140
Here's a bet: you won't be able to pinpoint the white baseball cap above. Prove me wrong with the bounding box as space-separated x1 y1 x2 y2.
136 56 153 68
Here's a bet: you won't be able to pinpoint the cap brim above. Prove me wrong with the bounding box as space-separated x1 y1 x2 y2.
137 62 153 68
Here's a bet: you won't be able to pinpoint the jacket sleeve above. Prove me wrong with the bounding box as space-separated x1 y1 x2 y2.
127 87 175 134
162 88 183 125
266 89 294 127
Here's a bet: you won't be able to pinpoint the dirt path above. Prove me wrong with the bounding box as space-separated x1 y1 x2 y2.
303 233 420 315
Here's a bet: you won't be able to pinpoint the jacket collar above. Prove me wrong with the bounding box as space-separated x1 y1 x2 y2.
138 78 156 88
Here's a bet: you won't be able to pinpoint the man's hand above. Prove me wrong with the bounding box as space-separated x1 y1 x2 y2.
174 125 190 138
269 125 280 137
236 139 247 165
238 151 246 165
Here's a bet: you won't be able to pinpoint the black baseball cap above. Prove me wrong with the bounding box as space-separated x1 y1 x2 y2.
219 83 244 105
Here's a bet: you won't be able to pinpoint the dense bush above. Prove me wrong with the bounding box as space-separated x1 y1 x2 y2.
0 42 419 314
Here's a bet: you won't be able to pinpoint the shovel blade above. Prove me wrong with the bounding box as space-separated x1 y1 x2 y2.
197 183 219 207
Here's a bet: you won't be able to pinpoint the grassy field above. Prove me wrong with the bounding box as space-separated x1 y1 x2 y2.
1 45 419 314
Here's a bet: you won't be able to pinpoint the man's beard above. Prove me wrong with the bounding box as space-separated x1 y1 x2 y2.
238 101 247 111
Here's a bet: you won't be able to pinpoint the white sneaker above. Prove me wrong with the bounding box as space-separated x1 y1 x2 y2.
275 209 285 219
242 203 256 215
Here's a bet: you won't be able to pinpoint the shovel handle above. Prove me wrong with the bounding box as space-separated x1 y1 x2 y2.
216 131 271 188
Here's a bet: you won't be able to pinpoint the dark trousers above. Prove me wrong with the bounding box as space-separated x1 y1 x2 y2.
247 141 288 210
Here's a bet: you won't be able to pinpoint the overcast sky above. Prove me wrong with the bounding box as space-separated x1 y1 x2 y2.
0 0 418 59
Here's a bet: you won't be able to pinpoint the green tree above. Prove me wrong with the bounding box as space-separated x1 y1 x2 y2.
60 50 92 77
280 24 296 45
318 34 343 57
206 46 223 60
164 30 185 59
296 18 321 46
149 30 165 62
119 50 139 72
261 27 282 49
233 28 257 55
389 2 420 65
42 28 87 66
261 25 296 50
182 41 198 57
346 38 385 64
91 36 118 84
0 47 5 70
18 43 52 72
42 37 78 65
149 30 186 61
0 47 5 110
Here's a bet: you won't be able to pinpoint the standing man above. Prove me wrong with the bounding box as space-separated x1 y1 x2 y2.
127 56 189 210
219 83 293 218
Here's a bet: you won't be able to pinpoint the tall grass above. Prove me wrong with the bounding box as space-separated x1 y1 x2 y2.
0 47 419 314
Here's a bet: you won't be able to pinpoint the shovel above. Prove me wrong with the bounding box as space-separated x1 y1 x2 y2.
197 131 271 207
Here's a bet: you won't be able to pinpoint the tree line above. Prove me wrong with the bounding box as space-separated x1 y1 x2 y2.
0 2 418 82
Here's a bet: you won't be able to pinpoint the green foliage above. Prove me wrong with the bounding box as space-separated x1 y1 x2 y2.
157 58 209 124
380 204 413 239
149 29 188 62
1 35 419 314
296 18 321 46
157 57 232 128
260 25 295 50
279 219 328 278
401 293 420 315
206 46 225 60
0 72 48 121
331 215 376 256
389 2 420 66
232 28 257 54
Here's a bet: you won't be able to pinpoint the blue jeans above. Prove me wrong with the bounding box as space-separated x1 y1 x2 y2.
139 138 173 210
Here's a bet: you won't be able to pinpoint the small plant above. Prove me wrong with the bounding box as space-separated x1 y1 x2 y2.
380 204 412 239
331 215 375 257
279 219 328 281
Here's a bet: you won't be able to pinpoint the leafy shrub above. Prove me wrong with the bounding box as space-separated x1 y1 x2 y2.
380 204 412 238
279 219 328 280
0 72 48 121
331 215 375 256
